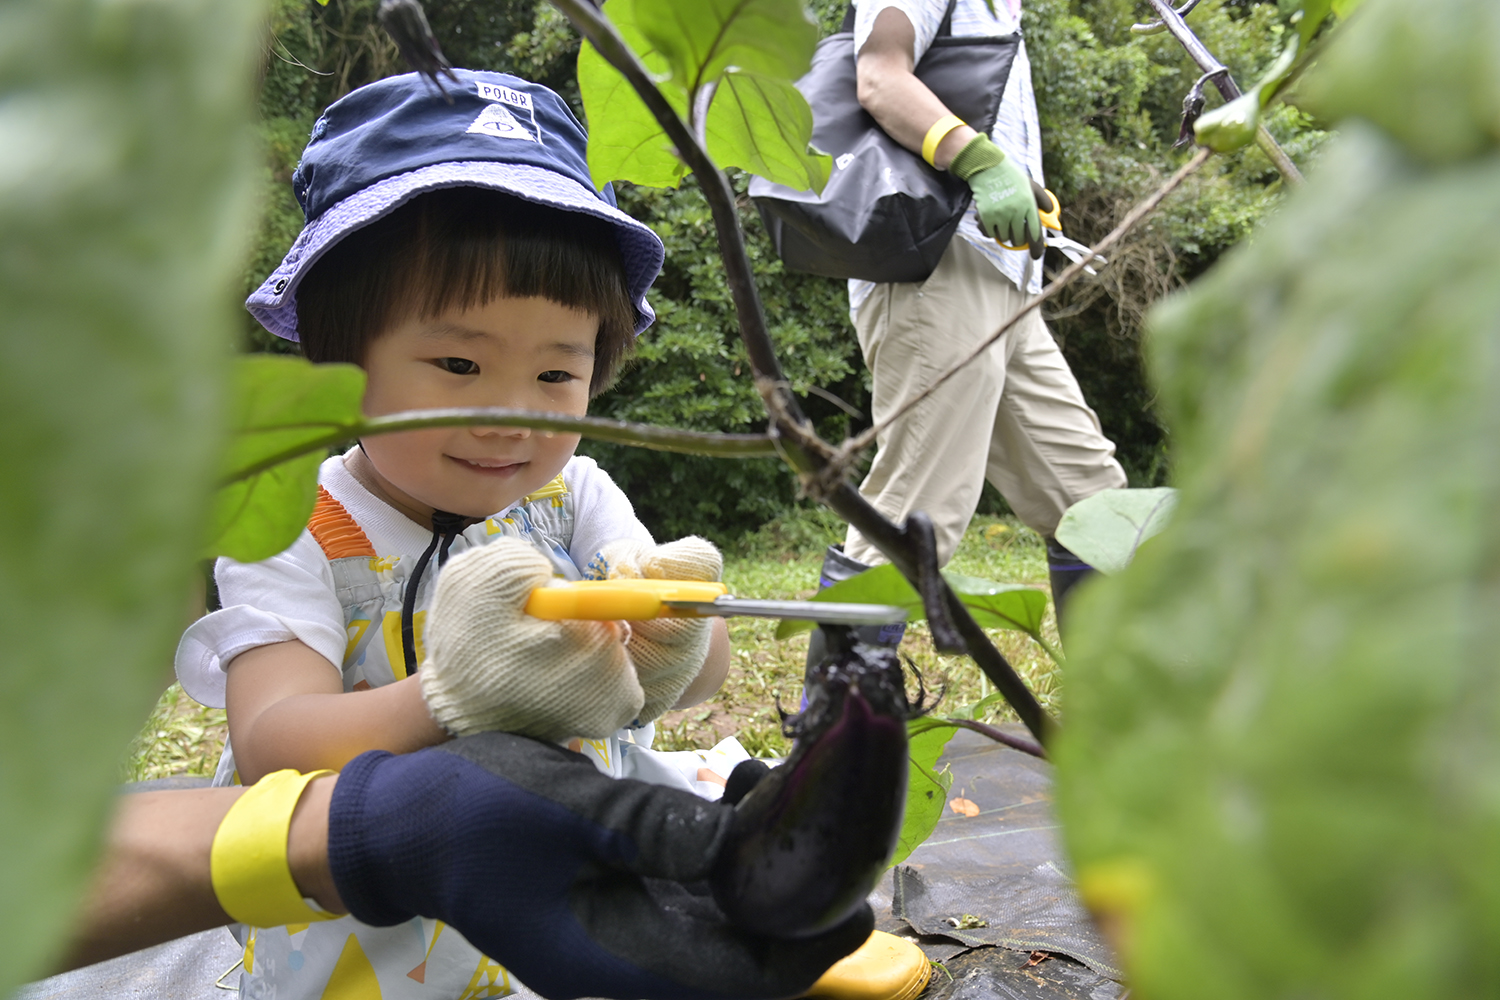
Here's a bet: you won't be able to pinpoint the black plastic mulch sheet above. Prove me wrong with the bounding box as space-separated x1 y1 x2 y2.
893 865 1122 980
867 728 1125 999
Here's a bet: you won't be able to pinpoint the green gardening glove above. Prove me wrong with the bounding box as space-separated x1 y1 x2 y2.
949 134 1045 259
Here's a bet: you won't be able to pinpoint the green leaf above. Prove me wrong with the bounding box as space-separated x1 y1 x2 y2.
1279 0 1334 47
705 70 831 193
943 571 1051 634
774 563 1047 640
1054 487 1179 575
0 0 262 991
1194 90 1262 153
208 355 365 562
634 0 818 97
1193 24 1304 153
577 0 690 190
1330 0 1363 15
1055 110 1500 997
578 0 826 191
947 690 1007 722
891 723 956 868
1298 0 1500 164
210 451 325 564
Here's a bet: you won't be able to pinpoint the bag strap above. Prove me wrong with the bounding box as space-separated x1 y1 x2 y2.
935 0 960 38
840 0 959 37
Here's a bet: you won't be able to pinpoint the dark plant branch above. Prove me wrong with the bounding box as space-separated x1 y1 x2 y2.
842 146 1213 461
551 0 1054 748
1130 0 1203 35
908 512 964 655
547 2 815 439
221 407 778 485
817 481 1054 743
942 718 1046 759
1144 0 1305 186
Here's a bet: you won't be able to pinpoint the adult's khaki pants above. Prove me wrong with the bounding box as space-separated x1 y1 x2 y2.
844 236 1128 566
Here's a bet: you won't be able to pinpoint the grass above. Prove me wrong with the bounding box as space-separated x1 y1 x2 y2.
653 508 1061 756
124 682 228 782
123 508 1061 777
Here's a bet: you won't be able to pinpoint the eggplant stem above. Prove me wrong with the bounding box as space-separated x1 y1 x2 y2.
943 718 1047 759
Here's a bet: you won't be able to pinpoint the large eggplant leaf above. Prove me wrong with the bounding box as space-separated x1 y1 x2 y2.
704 70 831 193
633 0 817 95
891 724 956 868
1055 2 1500 992
208 356 365 562
578 0 829 191
577 0 690 190
1054 487 1179 575
0 0 261 990
774 563 1048 641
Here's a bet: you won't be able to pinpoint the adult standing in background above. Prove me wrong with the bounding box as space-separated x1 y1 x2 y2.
823 0 1127 626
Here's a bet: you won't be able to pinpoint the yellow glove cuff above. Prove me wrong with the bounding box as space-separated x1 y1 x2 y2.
210 768 338 927
921 114 966 167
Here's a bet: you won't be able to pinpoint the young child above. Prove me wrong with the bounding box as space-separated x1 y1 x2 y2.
174 69 745 1000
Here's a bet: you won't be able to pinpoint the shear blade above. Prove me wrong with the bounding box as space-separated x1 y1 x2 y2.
663 597 908 626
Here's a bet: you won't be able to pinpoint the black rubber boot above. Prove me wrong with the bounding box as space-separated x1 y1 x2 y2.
1045 538 1095 636
804 545 907 677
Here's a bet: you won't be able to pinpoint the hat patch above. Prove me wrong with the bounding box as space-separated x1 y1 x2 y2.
467 103 539 144
476 81 532 111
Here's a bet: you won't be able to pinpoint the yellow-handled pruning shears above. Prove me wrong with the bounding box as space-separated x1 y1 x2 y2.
998 186 1107 274
525 578 908 627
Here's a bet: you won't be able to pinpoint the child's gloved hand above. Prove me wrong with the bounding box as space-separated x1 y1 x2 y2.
328 733 872 1000
419 538 644 741
593 536 723 724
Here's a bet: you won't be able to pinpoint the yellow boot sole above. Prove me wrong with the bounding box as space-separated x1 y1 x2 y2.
803 930 932 1000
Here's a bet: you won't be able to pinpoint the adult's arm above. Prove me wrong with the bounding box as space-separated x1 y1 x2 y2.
855 7 979 169
53 776 342 972
856 5 1044 252
50 739 867 1000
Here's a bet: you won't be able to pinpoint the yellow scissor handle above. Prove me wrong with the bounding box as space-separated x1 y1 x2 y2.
1036 187 1062 232
524 578 729 621
998 186 1063 251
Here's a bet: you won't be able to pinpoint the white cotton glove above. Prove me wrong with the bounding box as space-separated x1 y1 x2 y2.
419 538 644 741
593 536 723 724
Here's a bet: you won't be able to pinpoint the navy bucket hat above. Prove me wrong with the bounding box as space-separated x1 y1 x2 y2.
247 70 665 339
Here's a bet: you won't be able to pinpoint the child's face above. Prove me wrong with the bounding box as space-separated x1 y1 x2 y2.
356 294 597 520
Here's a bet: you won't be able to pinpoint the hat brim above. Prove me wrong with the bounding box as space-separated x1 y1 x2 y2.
246 160 664 339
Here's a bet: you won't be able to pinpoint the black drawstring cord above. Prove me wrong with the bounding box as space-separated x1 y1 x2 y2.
400 510 470 676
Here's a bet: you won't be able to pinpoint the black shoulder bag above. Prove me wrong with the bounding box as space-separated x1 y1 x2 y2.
748 1 1019 284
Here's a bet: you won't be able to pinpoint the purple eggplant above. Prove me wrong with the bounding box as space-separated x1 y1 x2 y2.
711 627 913 938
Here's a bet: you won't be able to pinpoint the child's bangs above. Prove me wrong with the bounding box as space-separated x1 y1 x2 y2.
297 188 636 395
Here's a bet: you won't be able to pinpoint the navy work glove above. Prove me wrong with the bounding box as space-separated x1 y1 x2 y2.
327 733 872 1000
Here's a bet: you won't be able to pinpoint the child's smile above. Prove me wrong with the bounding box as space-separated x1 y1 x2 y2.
349 294 598 526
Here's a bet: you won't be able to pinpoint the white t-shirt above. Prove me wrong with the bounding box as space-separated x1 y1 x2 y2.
848 0 1045 312
178 452 650 710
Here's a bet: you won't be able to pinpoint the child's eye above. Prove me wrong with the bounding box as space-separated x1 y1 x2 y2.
538 370 575 384
438 358 479 375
